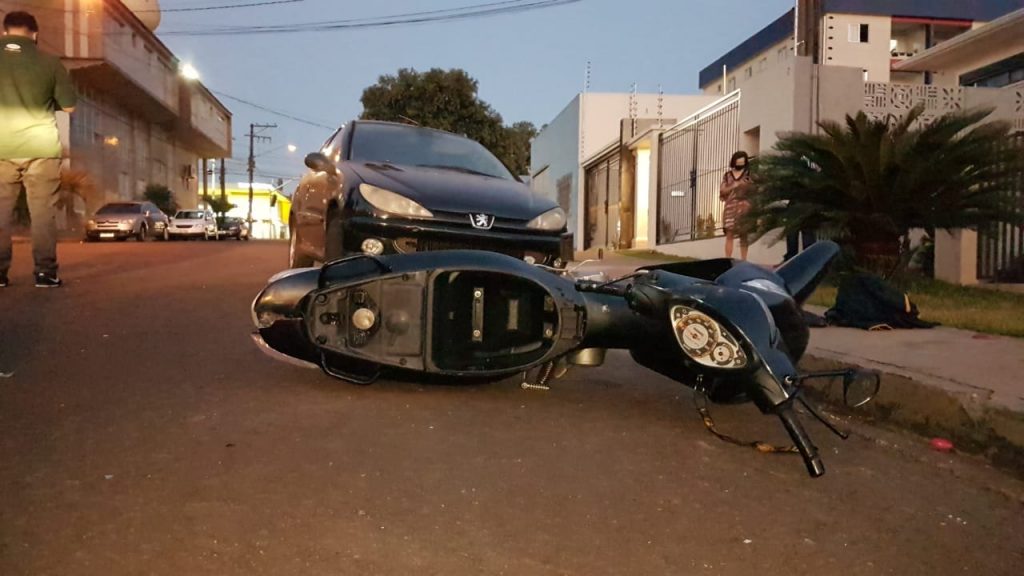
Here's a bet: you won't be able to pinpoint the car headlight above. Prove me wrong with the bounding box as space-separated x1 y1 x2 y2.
526 207 566 231
359 184 433 218
670 305 748 369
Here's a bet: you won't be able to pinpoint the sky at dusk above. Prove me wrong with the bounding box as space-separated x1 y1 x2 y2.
155 0 796 184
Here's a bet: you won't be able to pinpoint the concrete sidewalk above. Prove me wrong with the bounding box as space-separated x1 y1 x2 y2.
582 253 1024 472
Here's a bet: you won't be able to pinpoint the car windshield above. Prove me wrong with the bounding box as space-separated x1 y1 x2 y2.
176 211 205 219
349 122 515 180
97 203 142 215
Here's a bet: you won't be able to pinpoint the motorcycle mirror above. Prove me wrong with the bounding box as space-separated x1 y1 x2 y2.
842 370 880 408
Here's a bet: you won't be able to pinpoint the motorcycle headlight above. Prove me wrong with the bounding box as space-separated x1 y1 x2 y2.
359 184 433 218
526 207 566 231
670 305 748 369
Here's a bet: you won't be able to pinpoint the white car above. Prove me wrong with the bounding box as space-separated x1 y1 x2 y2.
168 210 217 241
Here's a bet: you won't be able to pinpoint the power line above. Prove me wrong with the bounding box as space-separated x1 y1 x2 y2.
138 0 305 13
211 90 336 130
158 0 582 36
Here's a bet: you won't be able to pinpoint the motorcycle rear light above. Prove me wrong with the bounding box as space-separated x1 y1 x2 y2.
670 305 747 369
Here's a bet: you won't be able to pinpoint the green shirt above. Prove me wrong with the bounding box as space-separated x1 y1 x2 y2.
0 36 77 159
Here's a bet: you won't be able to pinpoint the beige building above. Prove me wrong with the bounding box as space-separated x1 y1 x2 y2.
641 0 1024 283
0 0 232 221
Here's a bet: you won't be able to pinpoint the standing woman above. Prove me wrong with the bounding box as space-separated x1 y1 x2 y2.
720 151 752 260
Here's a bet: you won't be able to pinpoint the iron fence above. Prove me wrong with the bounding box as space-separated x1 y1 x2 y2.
977 134 1024 282
583 151 621 250
657 94 741 244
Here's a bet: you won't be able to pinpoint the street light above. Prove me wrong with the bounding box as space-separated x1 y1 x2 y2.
180 62 200 81
287 144 297 153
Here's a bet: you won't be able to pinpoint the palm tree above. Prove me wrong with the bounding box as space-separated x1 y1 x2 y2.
743 105 1024 276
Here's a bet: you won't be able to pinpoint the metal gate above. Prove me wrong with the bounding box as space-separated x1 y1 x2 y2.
657 93 740 244
583 151 621 250
978 134 1024 281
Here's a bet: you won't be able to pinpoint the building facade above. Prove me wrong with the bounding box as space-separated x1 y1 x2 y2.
0 0 231 223
530 92 718 252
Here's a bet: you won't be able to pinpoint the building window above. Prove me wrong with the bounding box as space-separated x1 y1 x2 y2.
744 66 753 78
728 77 736 91
849 23 869 43
960 53 1024 88
715 83 722 94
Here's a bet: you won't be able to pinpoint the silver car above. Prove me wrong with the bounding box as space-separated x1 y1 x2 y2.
85 201 170 241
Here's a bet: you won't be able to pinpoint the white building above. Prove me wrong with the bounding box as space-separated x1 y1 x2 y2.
530 93 718 252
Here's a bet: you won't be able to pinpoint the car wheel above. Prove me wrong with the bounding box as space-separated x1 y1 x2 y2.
324 213 345 263
289 219 315 268
136 225 148 242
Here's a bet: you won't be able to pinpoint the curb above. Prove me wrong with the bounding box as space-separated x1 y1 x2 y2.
799 354 1024 477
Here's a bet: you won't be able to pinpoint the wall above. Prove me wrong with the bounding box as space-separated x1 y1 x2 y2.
189 88 231 152
532 93 717 250
822 13 893 82
102 9 179 114
530 95 580 228
702 39 795 96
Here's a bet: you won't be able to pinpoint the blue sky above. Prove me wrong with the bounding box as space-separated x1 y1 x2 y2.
158 0 795 182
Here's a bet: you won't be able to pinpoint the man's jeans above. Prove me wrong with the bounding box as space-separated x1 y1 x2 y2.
0 158 61 276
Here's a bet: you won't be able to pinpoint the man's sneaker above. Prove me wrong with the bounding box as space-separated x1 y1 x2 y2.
0 275 8 288
34 273 62 288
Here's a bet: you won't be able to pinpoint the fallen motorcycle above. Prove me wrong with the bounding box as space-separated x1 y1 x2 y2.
250 241 879 478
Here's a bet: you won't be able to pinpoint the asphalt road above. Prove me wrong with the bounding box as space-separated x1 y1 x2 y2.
2 241 1022 575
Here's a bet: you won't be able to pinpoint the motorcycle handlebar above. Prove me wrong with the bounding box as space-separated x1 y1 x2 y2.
777 403 826 478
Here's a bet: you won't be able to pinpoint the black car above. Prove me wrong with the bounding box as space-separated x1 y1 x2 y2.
288 120 573 268
217 217 250 241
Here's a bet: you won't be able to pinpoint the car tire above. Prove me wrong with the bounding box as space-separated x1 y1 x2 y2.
137 225 148 242
161 228 169 241
289 218 315 268
324 213 344 263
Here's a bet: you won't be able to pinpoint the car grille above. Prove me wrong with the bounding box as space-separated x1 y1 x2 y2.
176 225 194 229
416 239 526 259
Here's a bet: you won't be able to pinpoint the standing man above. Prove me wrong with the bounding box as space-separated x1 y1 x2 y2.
0 11 77 288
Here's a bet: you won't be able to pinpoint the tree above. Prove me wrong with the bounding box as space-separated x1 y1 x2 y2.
743 106 1024 277
144 184 177 215
360 68 535 175
501 121 538 176
204 195 235 217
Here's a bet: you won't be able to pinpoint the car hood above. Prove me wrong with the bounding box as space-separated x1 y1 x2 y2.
172 218 206 225
350 163 557 221
93 214 141 221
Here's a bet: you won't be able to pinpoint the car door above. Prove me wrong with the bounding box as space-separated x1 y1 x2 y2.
143 203 160 233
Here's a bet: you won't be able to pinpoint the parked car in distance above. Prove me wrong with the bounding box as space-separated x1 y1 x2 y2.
217 217 250 241
85 201 169 242
288 120 573 268
168 210 217 241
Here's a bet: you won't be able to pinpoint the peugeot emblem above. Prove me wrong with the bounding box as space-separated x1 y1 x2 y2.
469 213 495 230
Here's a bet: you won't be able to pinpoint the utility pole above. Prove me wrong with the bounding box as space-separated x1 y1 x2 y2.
247 122 276 227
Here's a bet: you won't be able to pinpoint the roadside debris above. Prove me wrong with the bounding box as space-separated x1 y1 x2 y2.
0 371 14 379
930 438 955 453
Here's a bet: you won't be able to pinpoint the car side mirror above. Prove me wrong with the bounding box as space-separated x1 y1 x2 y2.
305 152 336 174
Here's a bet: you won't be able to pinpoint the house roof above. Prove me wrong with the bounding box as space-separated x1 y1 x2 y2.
893 8 1024 72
